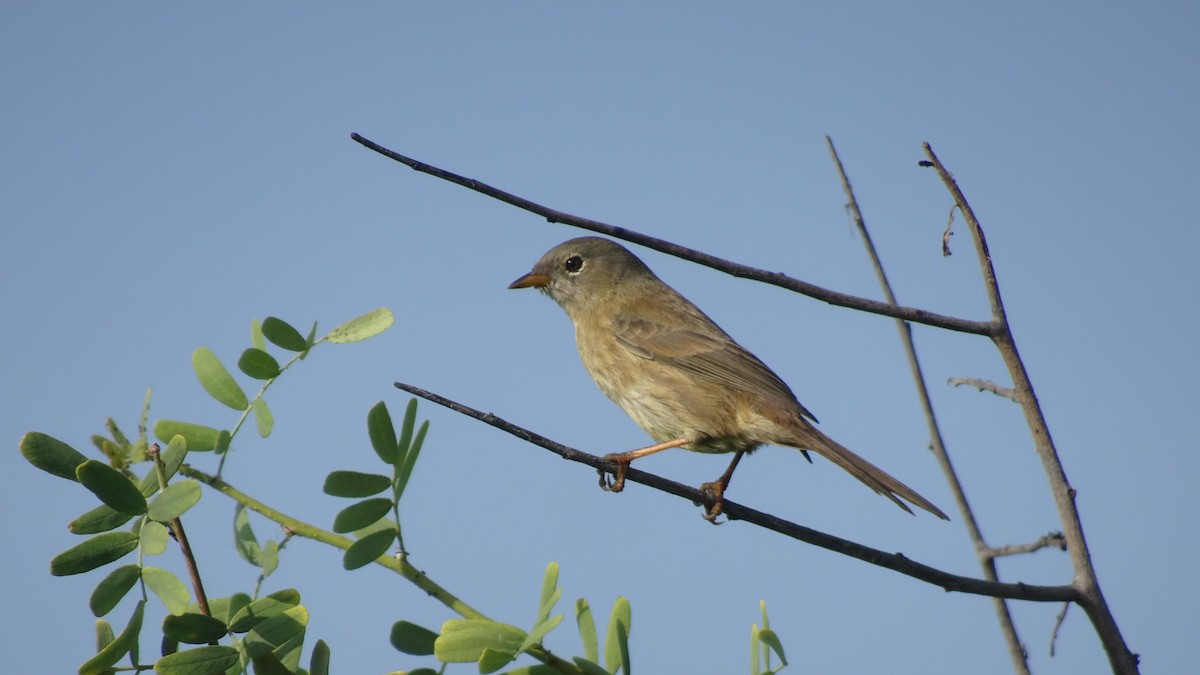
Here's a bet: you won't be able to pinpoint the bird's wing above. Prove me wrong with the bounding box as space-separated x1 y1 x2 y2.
612 313 818 423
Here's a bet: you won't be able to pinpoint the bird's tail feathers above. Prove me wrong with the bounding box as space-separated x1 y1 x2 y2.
802 427 949 520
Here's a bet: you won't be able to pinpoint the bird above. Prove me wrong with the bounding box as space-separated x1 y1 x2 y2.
508 236 948 522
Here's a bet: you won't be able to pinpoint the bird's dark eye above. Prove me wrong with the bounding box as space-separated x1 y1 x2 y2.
563 255 584 273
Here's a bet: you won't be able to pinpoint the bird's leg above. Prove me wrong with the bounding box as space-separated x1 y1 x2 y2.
599 437 691 492
699 449 747 522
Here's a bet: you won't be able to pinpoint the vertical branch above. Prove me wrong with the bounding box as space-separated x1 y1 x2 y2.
826 136 1030 674
921 142 1139 674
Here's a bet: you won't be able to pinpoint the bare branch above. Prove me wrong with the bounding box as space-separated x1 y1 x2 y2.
393 380 1079 604
827 136 1030 674
984 532 1067 560
922 142 1139 673
351 133 995 337
949 376 1019 402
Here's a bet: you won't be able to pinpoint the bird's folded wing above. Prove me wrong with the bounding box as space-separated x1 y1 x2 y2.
612 314 818 423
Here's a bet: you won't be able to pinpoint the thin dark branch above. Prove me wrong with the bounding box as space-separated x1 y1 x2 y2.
393 380 1078 604
351 132 995 337
949 376 1019 402
922 142 1139 674
827 136 1030 675
984 532 1067 560
149 443 213 624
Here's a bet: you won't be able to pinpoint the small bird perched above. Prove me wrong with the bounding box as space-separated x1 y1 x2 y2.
509 236 947 522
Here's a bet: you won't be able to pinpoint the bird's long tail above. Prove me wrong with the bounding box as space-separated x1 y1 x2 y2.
802 427 949 520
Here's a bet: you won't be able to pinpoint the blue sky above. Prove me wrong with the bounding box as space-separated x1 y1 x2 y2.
3 3 1197 673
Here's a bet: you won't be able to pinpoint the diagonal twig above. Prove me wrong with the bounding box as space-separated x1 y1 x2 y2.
827 135 1031 674
922 142 1138 673
351 132 994 337
393 380 1078 605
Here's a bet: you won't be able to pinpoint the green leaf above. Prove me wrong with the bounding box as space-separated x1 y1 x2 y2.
574 657 611 675
433 619 527 663
19 431 87 481
251 318 266 351
519 614 563 653
309 639 331 675
96 619 115 651
491 668 559 675
757 628 787 667
69 503 134 535
253 398 274 438
389 621 438 656
159 435 190 483
206 593 252 626
90 564 141 617
51 531 139 576
261 539 280 578
140 520 171 555
367 401 398 464
604 597 631 675
148 480 202 522
243 605 308 661
79 600 144 675
333 497 393 534
153 421 223 452
252 654 293 675
342 527 396 570
262 317 309 352
395 420 427 500
576 599 598 664
396 399 417 459
234 503 262 566
162 612 229 644
76 460 148 515
325 307 394 344
536 562 560 626
213 429 231 455
143 566 190 615
323 470 392 498
478 646 515 673
238 347 281 380
228 589 301 633
154 645 240 674
192 347 249 410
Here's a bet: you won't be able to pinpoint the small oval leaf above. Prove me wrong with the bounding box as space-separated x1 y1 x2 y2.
51 531 139 576
192 347 249 410
162 613 230 644
154 645 240 673
238 348 281 380
252 398 274 438
323 470 392 498
140 520 170 555
262 317 309 352
90 564 141 617
153 421 222 452
148 480 202 522
390 621 439 656
142 567 191 615
367 401 399 464
342 528 396 570
228 589 301 633
79 601 144 675
20 431 88 481
434 619 527 663
332 498 393 534
77 460 147 515
69 503 134 535
326 307 394 344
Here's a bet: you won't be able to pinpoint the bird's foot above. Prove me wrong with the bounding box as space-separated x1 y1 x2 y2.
698 480 727 524
598 453 630 493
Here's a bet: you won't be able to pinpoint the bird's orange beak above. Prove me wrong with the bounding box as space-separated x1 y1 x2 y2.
508 272 551 289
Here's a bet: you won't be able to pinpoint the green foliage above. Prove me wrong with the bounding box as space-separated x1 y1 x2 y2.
20 307 792 674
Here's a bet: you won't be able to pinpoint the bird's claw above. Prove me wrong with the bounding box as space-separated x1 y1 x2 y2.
699 480 727 524
599 454 629 493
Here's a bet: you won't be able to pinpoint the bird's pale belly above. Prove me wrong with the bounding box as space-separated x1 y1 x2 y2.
581 343 758 455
